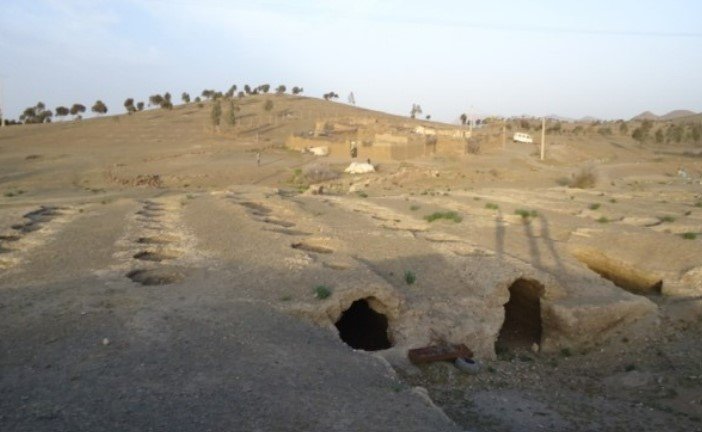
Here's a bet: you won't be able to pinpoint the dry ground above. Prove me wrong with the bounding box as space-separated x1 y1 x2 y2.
1 95 701 431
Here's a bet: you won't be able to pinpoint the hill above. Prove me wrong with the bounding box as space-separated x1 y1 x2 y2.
660 109 698 120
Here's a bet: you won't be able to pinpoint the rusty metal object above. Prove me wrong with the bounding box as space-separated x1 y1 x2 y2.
408 343 473 364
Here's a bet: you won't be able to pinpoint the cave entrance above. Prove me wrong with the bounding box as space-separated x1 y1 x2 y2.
495 278 544 352
335 298 392 351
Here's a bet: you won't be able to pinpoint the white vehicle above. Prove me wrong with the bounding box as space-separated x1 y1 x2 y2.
513 132 533 143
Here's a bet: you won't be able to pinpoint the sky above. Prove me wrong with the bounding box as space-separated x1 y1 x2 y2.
1 0 701 123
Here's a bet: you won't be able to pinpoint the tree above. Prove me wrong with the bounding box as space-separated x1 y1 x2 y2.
237 91 245 98
410 103 422 119
276 85 286 94
655 128 664 143
226 100 237 126
160 100 173 110
211 100 222 127
92 100 108 115
164 92 172 103
244 85 252 95
202 89 214 100
181 92 190 104
460 113 467 125
136 102 145 111
194 96 201 103
292 86 303 95
323 92 339 101
425 115 431 120
149 94 164 106
70 103 86 118
55 106 70 118
632 127 647 143
124 98 136 114
20 102 53 124
619 121 628 134
225 85 237 98
264 100 274 111
258 84 270 93
347 92 355 105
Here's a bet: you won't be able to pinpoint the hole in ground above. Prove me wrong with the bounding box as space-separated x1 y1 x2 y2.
136 235 178 245
127 268 184 286
240 202 272 215
335 298 392 351
264 228 311 236
262 218 295 228
495 278 544 353
291 242 333 254
133 250 180 262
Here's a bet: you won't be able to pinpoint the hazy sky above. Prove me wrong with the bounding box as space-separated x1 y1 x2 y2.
1 0 701 122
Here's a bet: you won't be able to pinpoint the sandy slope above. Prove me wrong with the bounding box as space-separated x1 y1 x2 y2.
1 96 701 431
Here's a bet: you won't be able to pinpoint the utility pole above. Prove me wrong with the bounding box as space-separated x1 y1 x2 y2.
502 121 506 150
0 78 4 128
540 117 546 160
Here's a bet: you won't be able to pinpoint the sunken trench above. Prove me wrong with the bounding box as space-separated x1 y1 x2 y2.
335 298 393 351
571 248 663 295
495 278 544 353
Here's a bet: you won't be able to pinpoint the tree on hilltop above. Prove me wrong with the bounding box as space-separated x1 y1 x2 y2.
323 92 339 101
55 106 70 118
410 103 422 119
258 84 271 93
70 103 86 118
225 85 237 98
460 113 467 125
181 92 190 104
292 86 303 95
276 85 286 94
149 94 164 106
92 100 108 115
136 102 145 111
124 98 136 114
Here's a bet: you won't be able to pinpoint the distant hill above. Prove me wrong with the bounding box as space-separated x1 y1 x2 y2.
631 110 699 122
579 116 600 123
631 111 658 121
660 110 697 120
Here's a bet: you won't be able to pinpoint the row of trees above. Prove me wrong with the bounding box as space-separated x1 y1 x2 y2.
19 101 108 123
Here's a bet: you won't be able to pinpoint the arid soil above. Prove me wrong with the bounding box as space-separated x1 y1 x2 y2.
1 95 701 431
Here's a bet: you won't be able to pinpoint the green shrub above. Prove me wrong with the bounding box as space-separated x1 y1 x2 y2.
424 211 462 223
410 205 420 211
515 209 538 219
597 216 609 223
485 203 499 210
658 215 676 223
404 270 416 285
681 232 697 240
589 203 601 210
313 285 332 299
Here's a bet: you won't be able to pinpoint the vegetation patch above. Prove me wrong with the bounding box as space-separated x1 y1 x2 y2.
424 211 462 223
569 166 597 189
589 203 601 210
681 232 697 240
404 270 416 285
658 215 676 223
485 203 499 210
313 285 332 299
514 209 538 220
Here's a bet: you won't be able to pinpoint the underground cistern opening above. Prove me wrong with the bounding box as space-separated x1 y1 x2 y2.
495 278 544 353
335 298 392 351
